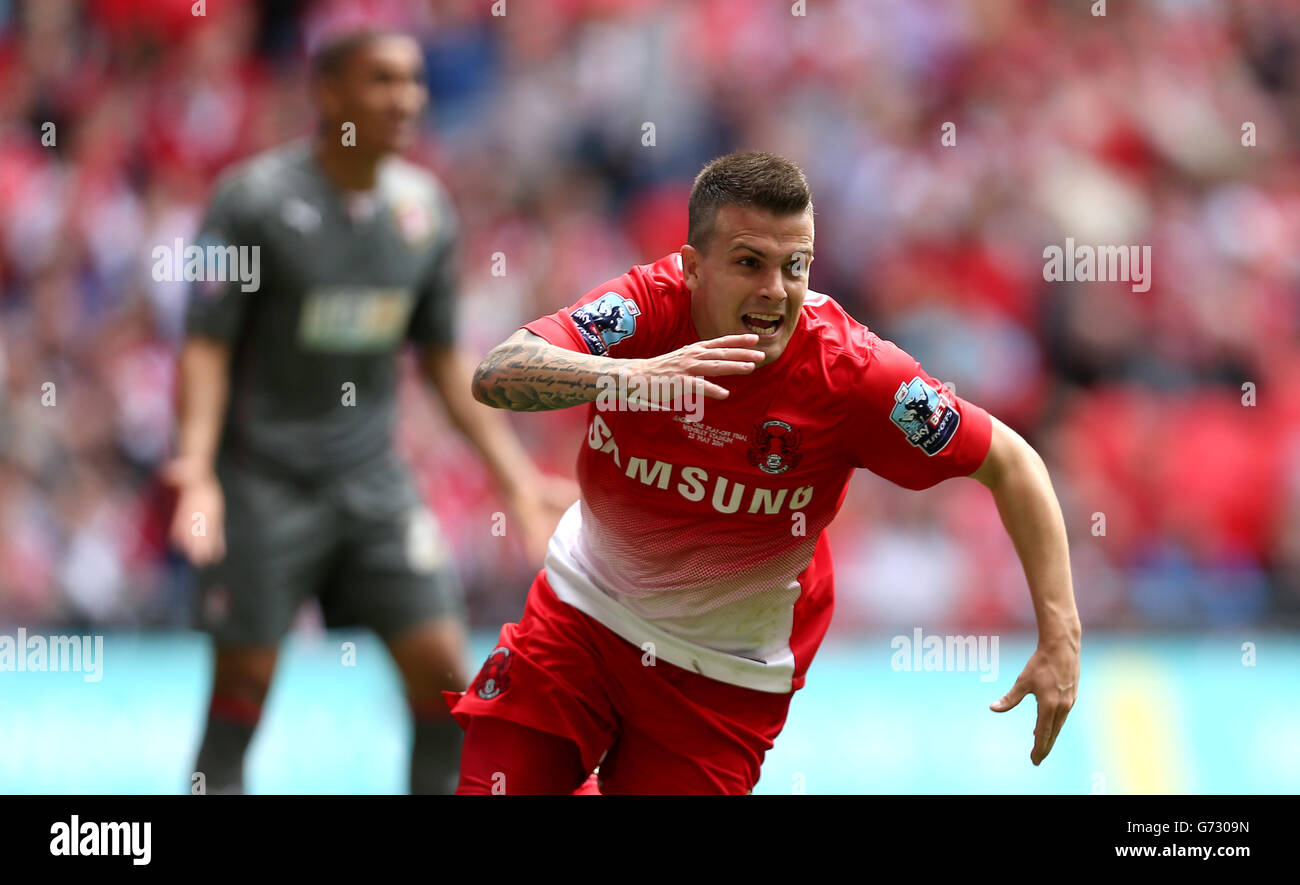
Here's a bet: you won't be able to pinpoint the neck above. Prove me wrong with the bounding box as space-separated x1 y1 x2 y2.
313 133 383 191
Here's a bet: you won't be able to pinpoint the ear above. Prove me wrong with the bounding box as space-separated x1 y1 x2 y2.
680 244 702 291
314 76 341 129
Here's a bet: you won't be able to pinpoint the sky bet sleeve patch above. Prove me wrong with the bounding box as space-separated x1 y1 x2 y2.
889 376 961 455
568 291 640 355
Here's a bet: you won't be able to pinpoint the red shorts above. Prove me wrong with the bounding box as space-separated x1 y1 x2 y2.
443 569 796 795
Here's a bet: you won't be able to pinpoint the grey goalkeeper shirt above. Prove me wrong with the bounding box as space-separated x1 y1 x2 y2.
184 140 459 479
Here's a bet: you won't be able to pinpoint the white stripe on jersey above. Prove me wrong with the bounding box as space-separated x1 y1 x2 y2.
543 502 800 693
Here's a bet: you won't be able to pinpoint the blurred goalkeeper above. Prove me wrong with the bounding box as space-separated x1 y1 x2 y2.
451 151 1082 794
164 30 570 794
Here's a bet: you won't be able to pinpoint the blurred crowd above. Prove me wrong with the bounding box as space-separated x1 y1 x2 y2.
2 0 1299 634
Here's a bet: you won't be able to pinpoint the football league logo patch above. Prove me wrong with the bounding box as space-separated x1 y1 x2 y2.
569 292 640 355
890 377 960 455
747 419 803 475
471 646 513 700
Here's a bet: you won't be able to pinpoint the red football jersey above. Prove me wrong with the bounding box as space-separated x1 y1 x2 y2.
523 253 993 693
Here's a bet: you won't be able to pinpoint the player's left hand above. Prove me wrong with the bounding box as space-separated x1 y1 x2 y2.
506 474 579 565
989 636 1079 766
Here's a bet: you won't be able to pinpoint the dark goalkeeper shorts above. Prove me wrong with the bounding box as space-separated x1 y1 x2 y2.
193 448 465 646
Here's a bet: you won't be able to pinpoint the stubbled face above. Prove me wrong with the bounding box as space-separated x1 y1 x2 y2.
682 204 814 368
318 35 427 154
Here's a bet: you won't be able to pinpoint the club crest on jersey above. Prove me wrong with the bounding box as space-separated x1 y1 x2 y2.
890 377 960 455
393 199 435 249
471 647 512 700
570 292 640 355
747 419 803 475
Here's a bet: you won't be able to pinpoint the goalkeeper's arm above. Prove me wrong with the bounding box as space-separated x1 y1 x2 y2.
163 335 232 565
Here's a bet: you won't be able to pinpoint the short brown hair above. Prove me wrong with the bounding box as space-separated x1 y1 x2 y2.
311 29 410 80
687 151 813 252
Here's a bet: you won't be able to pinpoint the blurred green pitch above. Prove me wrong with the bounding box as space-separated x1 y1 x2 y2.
0 632 1294 794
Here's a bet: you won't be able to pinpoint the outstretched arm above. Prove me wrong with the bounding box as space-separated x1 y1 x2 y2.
471 329 633 412
471 329 766 412
970 416 1081 765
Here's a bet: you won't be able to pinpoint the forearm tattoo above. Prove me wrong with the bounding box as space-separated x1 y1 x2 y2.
473 333 621 412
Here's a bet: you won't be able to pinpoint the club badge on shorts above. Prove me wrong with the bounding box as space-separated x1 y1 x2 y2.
471 647 513 700
404 507 448 574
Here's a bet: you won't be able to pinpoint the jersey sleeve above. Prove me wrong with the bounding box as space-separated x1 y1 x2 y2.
183 172 258 342
845 333 993 490
522 264 664 358
406 192 460 349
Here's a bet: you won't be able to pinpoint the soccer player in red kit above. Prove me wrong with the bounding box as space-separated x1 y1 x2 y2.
448 151 1082 794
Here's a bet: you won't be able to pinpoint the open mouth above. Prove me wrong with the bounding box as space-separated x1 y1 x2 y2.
742 312 784 338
